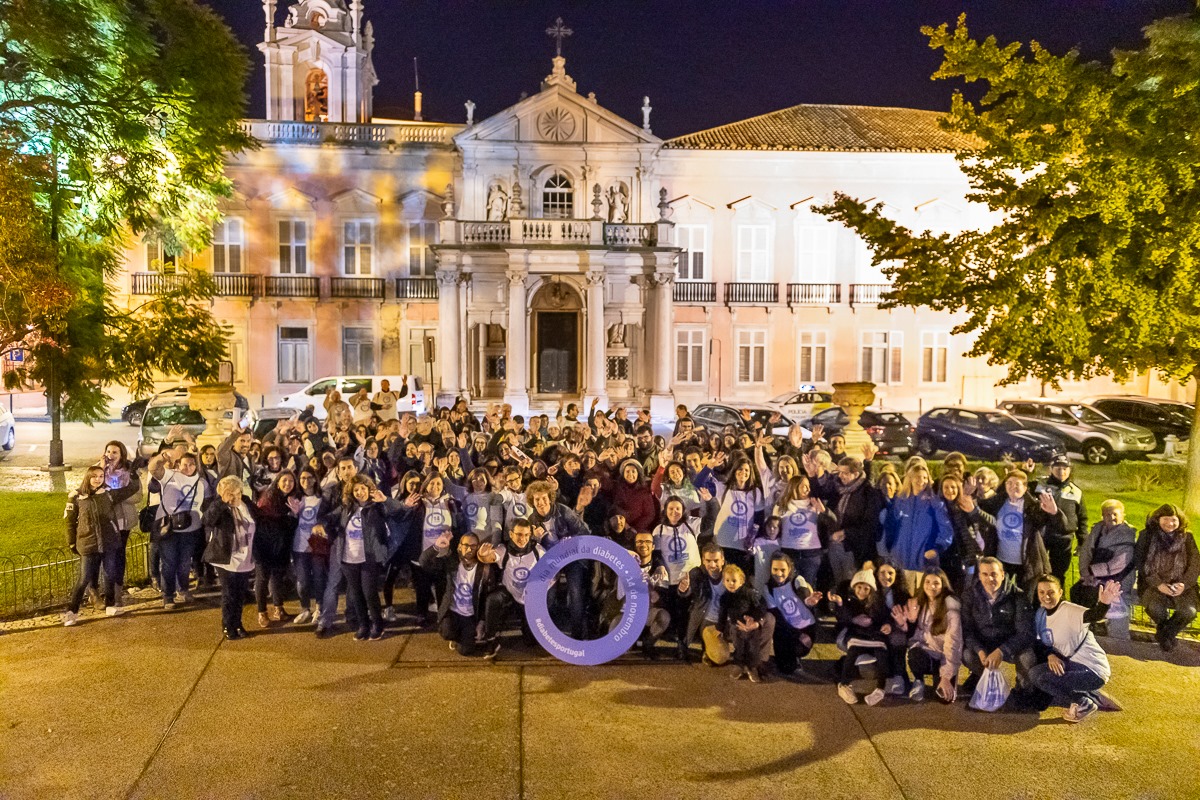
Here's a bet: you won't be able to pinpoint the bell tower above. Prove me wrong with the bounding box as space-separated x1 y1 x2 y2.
259 0 377 123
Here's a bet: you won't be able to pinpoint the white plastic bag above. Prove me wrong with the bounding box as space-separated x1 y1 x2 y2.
968 667 1010 712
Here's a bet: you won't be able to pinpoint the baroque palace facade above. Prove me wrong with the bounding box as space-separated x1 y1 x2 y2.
116 0 1189 414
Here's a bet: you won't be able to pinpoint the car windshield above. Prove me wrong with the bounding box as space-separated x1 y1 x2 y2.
747 409 790 428
1064 404 1110 424
869 412 908 425
981 412 1023 431
1159 403 1194 424
768 392 794 404
142 404 203 427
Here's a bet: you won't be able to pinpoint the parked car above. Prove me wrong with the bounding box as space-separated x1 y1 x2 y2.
137 390 249 458
915 407 1066 462
765 386 834 423
1086 396 1194 452
278 375 427 419
0 406 14 459
688 403 810 442
803 406 915 458
124 387 248 427
996 400 1156 464
246 406 301 440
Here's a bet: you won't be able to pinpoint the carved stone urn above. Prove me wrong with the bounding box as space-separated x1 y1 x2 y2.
832 381 877 453
188 383 236 450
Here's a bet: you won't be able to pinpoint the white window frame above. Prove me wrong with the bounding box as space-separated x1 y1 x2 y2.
735 328 768 386
277 218 309 275
736 224 772 282
212 218 244 274
342 219 375 276
675 328 707 384
342 326 376 374
797 330 829 384
859 330 904 385
407 221 438 277
144 238 181 272
675 224 709 281
541 172 574 219
795 221 836 283
278 325 312 384
921 331 950 385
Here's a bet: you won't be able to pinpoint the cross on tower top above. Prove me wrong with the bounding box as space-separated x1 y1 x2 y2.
545 17 573 57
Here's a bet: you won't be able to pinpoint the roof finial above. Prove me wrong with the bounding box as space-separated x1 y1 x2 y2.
642 96 652 133
546 17 573 58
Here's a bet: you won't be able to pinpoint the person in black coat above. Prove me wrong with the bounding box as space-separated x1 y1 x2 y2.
959 557 1036 694
716 564 775 682
332 476 390 641
830 456 884 570
419 531 495 657
253 472 299 627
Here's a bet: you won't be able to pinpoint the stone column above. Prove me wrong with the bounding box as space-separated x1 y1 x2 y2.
585 270 608 408
648 269 675 419
503 270 530 414
435 269 462 408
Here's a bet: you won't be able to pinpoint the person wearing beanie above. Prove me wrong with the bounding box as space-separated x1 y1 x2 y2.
830 562 894 706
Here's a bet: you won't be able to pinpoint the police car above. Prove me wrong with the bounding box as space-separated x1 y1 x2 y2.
765 386 834 423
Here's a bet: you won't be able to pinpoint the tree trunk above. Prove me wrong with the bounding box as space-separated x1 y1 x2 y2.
1186 370 1200 519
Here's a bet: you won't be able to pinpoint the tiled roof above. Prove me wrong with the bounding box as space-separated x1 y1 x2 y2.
664 104 979 153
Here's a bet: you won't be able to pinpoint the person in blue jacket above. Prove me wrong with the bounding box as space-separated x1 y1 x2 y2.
882 463 954 593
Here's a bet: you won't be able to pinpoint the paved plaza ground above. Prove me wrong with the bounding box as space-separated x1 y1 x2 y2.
1 591 1197 800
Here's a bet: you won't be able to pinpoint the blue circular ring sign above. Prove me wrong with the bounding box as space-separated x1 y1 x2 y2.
524 535 650 666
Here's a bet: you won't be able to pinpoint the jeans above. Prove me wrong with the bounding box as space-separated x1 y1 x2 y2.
826 540 857 589
293 551 328 611
411 561 443 621
782 548 822 589
1027 657 1105 707
113 529 131 586
441 610 480 655
318 549 345 630
158 531 195 600
483 589 533 642
841 644 891 688
343 559 382 635
907 646 946 685
218 569 250 634
1044 535 1073 586
70 550 120 612
254 562 288 613
771 612 814 674
1143 585 1200 641
962 645 1036 686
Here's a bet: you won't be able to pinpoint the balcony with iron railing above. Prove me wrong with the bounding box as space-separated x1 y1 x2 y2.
724 282 780 305
849 283 890 306
264 275 321 298
130 272 187 295
331 277 386 300
446 219 667 248
237 119 462 147
212 273 260 297
673 282 717 304
394 278 439 301
787 283 841 305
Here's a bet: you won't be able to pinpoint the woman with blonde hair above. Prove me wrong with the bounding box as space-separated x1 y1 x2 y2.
882 463 954 592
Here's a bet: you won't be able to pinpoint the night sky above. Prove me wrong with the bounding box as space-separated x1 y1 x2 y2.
198 0 1193 138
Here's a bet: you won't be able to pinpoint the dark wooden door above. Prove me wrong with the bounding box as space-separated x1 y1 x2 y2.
536 312 578 393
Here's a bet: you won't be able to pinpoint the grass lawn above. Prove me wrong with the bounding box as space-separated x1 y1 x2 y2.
1069 463 1185 535
0 492 69 561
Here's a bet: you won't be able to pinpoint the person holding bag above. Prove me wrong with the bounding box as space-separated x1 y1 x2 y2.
148 452 207 610
203 476 258 640
63 467 126 625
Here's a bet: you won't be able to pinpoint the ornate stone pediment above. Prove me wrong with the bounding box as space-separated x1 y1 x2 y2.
457 84 660 147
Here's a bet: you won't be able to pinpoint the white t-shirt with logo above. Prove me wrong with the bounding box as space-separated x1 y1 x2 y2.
997 499 1025 564
373 390 400 422
452 563 478 616
494 543 543 604
293 495 322 553
343 509 366 564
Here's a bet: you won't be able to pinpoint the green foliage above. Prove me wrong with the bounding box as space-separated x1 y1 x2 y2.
1115 460 1188 493
815 11 1200 514
0 0 252 431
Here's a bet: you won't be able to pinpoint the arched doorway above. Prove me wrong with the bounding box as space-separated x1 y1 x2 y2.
530 280 582 396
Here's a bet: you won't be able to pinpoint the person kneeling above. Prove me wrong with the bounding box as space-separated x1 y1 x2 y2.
1027 575 1122 723
420 532 493 657
764 552 821 677
477 519 544 656
831 567 894 706
898 569 963 704
712 565 774 683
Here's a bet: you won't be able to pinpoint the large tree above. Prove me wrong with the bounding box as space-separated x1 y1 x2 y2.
817 11 1200 515
0 0 253 465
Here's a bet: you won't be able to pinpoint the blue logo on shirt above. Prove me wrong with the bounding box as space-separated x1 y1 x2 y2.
731 500 750 517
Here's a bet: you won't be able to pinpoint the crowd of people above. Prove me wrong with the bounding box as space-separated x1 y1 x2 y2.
63 388 1199 723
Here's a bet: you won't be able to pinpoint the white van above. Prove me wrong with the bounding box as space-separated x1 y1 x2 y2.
278 376 427 419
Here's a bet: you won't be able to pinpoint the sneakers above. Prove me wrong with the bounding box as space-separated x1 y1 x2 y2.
449 641 458 653
105 605 130 617
484 639 502 660
864 688 886 707
257 612 270 628
163 601 176 611
1096 691 1123 712
1064 696 1099 723
292 609 313 625
838 684 859 705
180 592 195 604
63 611 79 627
353 628 370 641
381 606 397 623
269 606 285 622
746 668 762 684
732 667 748 681
368 627 384 641
884 676 906 696
908 682 926 702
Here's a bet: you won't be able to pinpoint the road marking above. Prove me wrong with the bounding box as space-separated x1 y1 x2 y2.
27 444 37 452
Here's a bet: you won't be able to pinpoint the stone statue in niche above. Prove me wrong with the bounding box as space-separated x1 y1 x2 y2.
607 184 629 223
607 323 626 347
486 185 509 221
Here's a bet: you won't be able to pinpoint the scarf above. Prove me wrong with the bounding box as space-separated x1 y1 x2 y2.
835 474 866 520
1147 529 1188 584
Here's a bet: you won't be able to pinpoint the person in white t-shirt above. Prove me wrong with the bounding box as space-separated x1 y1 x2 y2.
420 530 493 657
371 378 407 423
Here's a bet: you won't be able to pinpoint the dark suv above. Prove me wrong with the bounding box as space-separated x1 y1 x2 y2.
803 407 915 457
1086 396 1193 452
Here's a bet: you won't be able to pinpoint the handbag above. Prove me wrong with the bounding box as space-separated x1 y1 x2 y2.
202 524 233 565
969 667 1010 712
138 504 158 535
160 479 201 539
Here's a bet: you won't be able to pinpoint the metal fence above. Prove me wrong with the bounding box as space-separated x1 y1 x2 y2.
0 533 151 619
